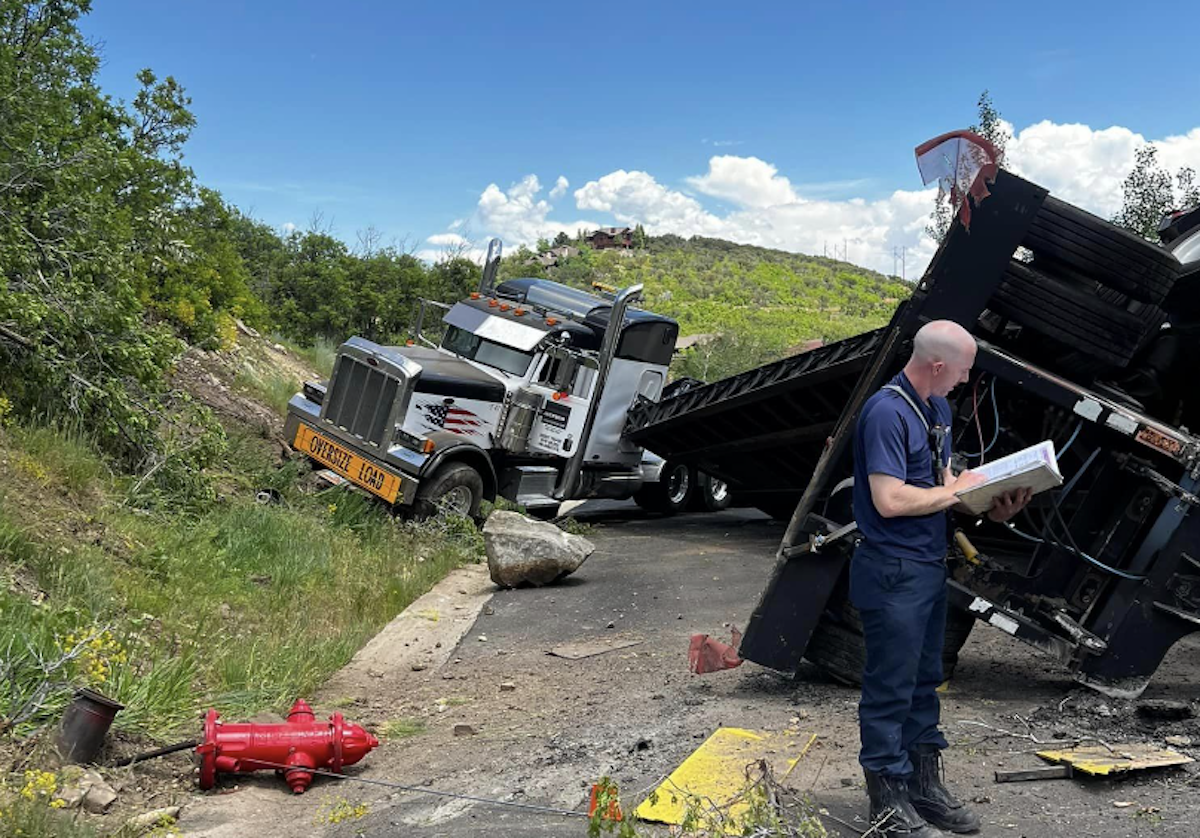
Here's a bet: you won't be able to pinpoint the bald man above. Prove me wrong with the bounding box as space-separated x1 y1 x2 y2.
850 320 1030 837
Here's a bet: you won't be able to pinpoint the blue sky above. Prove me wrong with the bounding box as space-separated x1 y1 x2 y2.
83 2 1200 274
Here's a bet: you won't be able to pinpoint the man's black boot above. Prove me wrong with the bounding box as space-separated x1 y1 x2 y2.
908 745 981 834
863 768 945 837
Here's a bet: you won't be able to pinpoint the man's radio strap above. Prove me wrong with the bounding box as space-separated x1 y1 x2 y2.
883 384 947 485
883 384 929 432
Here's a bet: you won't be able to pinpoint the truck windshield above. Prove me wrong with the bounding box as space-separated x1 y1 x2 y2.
441 326 533 376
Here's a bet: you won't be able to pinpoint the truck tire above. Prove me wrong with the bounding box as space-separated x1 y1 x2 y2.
412 462 484 521
633 461 693 514
941 606 976 680
694 472 732 512
1024 196 1179 305
803 597 976 687
991 260 1149 367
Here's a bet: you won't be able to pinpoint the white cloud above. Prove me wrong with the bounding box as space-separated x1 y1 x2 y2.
473 174 596 244
426 120 1200 278
426 232 469 247
686 155 798 208
415 175 597 263
575 170 723 234
281 221 297 235
1004 121 1200 219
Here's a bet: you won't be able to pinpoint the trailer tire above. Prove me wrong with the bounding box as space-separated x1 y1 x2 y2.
412 462 484 522
804 617 865 686
634 461 694 514
1024 197 1179 304
992 260 1150 367
696 472 732 512
941 606 975 680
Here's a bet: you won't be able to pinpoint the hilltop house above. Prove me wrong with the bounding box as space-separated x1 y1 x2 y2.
587 227 633 250
526 245 581 268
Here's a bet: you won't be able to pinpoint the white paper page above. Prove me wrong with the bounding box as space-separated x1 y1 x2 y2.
972 440 1059 484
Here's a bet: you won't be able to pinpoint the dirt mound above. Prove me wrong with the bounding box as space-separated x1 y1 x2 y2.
171 329 320 460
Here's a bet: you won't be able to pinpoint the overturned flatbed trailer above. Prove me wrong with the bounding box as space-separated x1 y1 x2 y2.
628 170 1200 698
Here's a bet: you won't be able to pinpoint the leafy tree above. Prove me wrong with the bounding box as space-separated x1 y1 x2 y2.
926 90 1010 243
0 0 223 494
1112 145 1200 240
147 188 268 347
631 223 648 250
553 231 571 247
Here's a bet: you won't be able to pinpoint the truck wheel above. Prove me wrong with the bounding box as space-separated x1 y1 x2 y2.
697 472 732 512
804 616 865 686
992 260 1150 367
633 461 694 514
1024 196 1178 304
413 462 484 521
941 606 975 680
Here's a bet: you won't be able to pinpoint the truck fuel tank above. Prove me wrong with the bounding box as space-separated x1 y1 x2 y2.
499 387 543 452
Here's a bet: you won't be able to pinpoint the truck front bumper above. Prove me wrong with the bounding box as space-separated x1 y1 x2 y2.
285 395 425 506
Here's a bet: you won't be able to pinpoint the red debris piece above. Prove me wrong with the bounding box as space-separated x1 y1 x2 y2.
688 626 744 674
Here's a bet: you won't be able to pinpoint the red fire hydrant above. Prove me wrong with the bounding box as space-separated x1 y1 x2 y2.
197 699 379 793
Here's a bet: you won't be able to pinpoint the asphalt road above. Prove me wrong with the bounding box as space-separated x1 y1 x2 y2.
307 499 1200 838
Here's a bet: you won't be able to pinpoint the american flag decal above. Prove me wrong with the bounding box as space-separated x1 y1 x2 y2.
422 402 482 435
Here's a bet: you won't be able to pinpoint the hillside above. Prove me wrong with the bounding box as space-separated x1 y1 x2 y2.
499 236 911 380
0 332 487 833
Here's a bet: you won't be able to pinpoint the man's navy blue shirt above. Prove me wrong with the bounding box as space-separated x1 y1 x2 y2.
852 371 953 562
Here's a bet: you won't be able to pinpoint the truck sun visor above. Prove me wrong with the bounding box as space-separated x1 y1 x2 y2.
442 303 547 351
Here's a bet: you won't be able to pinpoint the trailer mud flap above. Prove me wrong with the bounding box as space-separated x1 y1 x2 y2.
739 538 851 672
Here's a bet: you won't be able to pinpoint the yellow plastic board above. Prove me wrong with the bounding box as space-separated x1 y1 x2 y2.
1037 743 1193 776
634 727 816 830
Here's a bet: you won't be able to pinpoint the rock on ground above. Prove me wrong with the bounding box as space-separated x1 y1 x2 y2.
56 767 117 814
483 511 594 588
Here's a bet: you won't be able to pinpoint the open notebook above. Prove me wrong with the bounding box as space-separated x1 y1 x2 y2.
955 440 1063 515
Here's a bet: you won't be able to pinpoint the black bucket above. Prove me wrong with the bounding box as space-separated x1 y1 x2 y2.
57 688 124 764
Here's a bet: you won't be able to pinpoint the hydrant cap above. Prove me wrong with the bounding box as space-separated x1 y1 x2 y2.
287 699 316 723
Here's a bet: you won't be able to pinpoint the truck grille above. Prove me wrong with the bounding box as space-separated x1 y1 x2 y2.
321 356 400 448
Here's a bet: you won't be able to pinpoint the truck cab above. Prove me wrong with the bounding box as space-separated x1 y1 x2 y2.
283 248 703 519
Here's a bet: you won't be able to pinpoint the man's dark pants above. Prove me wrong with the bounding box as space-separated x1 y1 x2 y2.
850 545 950 776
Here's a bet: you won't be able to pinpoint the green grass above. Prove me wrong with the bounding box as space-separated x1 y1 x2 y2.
5 421 108 491
379 717 426 740
0 424 482 740
287 335 338 379
233 365 303 416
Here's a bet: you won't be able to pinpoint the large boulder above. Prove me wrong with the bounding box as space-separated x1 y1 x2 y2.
483 511 594 588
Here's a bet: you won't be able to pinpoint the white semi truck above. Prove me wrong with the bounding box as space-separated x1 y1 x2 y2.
283 241 729 519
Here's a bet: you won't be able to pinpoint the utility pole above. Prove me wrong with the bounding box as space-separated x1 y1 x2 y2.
843 239 848 264
901 246 907 282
